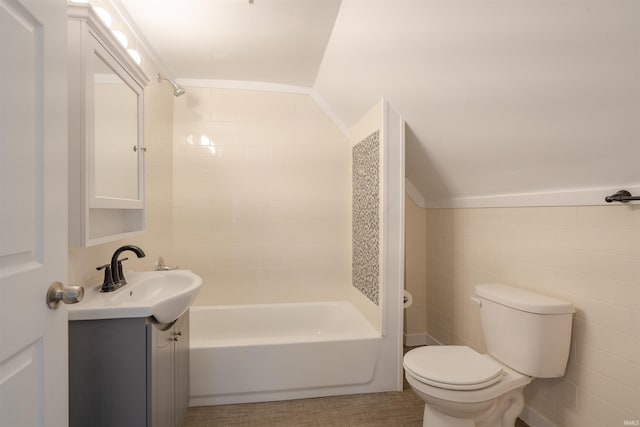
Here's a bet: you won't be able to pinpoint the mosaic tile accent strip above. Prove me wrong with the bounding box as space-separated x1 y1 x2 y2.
352 130 380 305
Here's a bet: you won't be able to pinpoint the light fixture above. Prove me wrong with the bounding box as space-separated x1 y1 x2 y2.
92 6 112 28
82 4 140 65
112 30 128 48
127 49 142 65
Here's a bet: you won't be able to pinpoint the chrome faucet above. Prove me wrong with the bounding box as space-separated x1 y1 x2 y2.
98 245 146 292
154 256 179 271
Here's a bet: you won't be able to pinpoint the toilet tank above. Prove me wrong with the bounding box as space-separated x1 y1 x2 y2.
475 284 574 378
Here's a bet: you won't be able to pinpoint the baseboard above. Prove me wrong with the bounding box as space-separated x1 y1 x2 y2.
425 335 441 345
519 405 558 427
404 333 441 347
403 333 427 347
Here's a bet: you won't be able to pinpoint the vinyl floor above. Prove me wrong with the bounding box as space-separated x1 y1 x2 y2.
183 347 530 427
184 388 424 427
183 382 530 427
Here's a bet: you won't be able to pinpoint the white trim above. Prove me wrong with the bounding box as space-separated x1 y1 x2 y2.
405 334 443 347
172 78 351 138
108 0 174 78
68 3 148 84
403 333 429 347
175 78 312 95
310 90 350 137
405 178 426 208
379 100 387 336
425 334 442 346
382 100 406 391
519 405 559 427
424 185 640 209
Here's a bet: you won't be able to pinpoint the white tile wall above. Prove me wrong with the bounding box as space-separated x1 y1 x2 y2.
172 87 352 305
425 205 640 427
405 195 427 338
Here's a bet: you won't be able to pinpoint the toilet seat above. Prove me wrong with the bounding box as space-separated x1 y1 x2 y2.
403 346 504 391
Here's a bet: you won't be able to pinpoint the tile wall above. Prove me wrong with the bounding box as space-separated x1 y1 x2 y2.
172 87 351 305
352 130 380 305
404 195 427 341
424 204 640 426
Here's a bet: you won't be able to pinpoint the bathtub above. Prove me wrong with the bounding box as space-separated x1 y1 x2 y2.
189 301 381 405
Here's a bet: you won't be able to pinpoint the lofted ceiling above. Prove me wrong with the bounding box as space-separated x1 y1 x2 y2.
118 0 640 206
119 0 341 86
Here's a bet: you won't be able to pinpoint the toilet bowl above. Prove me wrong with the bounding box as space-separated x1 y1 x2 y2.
404 284 574 427
403 346 531 427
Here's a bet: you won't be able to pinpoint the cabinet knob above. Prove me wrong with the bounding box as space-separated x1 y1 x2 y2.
172 336 179 342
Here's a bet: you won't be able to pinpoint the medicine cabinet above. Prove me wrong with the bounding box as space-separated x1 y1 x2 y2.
68 3 149 246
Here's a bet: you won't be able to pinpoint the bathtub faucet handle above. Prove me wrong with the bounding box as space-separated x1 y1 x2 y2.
155 256 179 271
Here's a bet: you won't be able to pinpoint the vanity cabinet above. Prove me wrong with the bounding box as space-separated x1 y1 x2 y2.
152 312 190 427
69 311 190 427
67 3 149 246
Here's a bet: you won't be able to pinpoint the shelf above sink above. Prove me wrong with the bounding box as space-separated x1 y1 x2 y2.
68 270 202 323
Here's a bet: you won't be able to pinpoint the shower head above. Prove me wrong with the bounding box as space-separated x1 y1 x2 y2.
157 74 186 97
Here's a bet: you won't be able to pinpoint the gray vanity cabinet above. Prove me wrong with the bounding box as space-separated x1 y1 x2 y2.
152 312 190 427
175 314 190 424
69 311 190 427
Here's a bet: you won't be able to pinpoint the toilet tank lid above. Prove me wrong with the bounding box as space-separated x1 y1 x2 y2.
476 284 575 314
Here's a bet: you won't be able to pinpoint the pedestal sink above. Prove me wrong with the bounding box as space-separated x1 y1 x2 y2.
68 270 202 323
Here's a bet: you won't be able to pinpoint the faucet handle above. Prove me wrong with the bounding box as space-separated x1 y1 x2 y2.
155 256 179 271
97 264 116 292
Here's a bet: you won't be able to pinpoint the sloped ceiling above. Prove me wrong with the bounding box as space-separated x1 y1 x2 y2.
314 0 640 205
119 0 341 86
119 0 640 206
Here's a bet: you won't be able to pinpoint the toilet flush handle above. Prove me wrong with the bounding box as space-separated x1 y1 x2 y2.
469 296 482 307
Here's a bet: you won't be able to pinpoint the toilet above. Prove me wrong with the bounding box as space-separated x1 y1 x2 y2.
404 284 574 427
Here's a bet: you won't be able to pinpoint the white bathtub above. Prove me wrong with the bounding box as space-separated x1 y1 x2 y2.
189 301 381 405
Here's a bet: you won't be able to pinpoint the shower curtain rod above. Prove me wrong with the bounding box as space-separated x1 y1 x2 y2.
604 190 640 203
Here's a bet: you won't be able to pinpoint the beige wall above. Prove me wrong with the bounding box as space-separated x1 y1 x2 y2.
172 87 351 305
69 80 174 287
423 204 640 426
404 194 427 339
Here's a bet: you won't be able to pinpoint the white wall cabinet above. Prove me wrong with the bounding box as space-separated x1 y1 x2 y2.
68 3 148 246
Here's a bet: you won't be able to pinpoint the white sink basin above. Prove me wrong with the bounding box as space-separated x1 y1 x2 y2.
68 270 203 323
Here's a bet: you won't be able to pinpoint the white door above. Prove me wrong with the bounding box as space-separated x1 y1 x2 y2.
0 0 69 425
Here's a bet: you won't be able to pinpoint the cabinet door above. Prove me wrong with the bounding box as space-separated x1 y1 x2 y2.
68 4 147 247
153 323 175 427
69 318 148 427
175 312 190 426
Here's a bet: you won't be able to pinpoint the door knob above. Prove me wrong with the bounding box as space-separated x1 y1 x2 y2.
46 281 84 309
